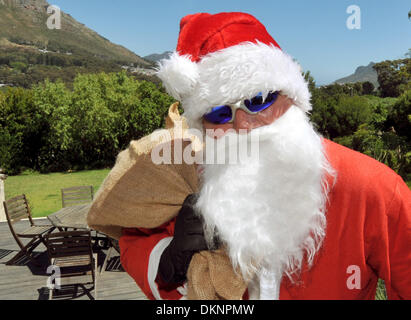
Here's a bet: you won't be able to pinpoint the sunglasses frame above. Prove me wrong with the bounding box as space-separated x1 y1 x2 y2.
203 91 279 124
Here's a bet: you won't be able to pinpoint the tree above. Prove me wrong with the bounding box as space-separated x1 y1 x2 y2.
373 59 411 97
385 89 411 141
334 91 411 179
310 86 373 138
0 88 39 174
66 72 174 170
303 71 316 94
68 73 126 168
332 95 372 137
335 124 409 176
31 80 72 172
362 81 375 95
310 92 338 138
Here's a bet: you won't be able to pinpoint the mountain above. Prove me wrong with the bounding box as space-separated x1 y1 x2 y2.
334 62 378 87
0 0 151 66
144 51 173 63
0 0 160 87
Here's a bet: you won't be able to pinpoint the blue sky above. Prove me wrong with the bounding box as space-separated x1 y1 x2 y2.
51 0 410 85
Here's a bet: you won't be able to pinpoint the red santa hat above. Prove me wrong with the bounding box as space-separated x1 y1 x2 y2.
157 12 311 128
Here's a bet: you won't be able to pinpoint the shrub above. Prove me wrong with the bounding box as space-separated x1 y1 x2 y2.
0 88 39 175
0 72 175 174
31 79 72 172
311 93 372 139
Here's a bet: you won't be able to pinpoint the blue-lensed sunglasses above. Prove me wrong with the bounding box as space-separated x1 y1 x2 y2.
203 91 279 125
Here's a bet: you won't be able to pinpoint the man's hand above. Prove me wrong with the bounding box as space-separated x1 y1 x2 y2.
158 194 208 284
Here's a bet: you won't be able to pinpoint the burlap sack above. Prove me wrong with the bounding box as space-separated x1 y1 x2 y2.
87 103 247 299
187 249 247 300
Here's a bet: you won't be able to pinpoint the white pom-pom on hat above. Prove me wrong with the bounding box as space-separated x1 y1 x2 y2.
156 52 199 101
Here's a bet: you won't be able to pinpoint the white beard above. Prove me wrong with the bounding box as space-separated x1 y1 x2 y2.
195 106 336 287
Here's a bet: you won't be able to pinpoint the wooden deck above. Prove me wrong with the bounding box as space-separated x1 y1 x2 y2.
0 218 148 300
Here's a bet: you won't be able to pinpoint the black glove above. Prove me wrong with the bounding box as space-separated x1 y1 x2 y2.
158 194 208 284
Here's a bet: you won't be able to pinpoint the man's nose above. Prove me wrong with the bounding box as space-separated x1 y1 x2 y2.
233 109 259 132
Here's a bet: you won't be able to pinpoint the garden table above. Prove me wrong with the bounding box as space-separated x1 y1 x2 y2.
47 203 91 230
47 203 110 251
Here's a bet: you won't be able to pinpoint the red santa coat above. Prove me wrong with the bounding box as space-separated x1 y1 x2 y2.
119 139 411 300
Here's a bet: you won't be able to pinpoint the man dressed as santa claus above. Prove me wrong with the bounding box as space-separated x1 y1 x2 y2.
119 12 411 300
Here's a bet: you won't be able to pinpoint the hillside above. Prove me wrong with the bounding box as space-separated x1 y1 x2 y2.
0 0 150 65
334 62 378 87
144 51 173 63
0 0 156 87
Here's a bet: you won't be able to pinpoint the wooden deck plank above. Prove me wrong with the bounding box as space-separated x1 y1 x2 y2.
0 220 148 300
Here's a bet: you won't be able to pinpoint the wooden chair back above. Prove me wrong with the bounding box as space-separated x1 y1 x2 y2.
61 186 94 208
3 194 34 226
100 236 121 274
45 230 97 299
45 230 93 262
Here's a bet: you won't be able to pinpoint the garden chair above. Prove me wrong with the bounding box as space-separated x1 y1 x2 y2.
45 230 98 300
60 185 94 232
61 185 104 246
100 237 122 274
2 194 55 266
61 185 94 208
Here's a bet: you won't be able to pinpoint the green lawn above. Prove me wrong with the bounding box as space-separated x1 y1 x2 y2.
5 169 110 217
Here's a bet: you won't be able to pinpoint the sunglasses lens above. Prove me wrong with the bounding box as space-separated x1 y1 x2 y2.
245 91 279 112
203 105 233 124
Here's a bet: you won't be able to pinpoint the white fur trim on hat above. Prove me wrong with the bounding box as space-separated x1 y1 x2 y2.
157 42 311 129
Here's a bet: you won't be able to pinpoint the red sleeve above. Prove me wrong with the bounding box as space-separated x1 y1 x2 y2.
119 219 183 300
384 177 411 299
